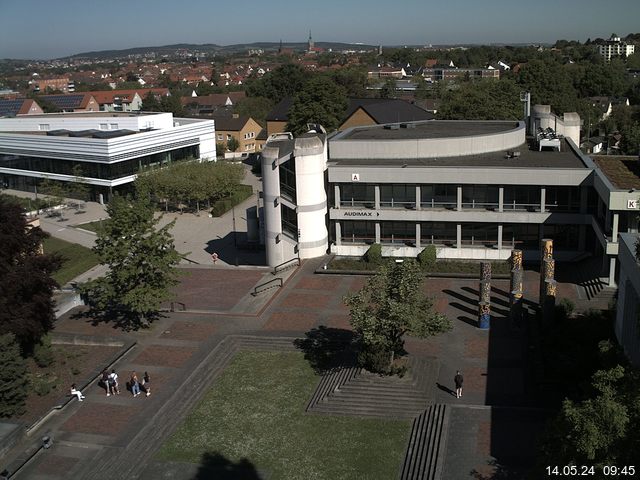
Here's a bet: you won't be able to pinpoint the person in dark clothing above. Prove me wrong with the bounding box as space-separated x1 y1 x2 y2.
454 371 464 398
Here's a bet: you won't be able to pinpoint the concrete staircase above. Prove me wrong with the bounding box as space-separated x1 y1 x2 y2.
306 357 438 419
399 404 449 480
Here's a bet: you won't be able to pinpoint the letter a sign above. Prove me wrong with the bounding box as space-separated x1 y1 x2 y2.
351 173 360 182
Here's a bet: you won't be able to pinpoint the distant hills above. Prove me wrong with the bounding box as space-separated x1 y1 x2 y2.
64 42 380 60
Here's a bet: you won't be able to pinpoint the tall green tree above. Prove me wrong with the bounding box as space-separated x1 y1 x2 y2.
245 64 309 103
344 259 452 372
286 76 348 135
234 96 273 127
0 333 29 418
379 78 398 99
226 136 240 152
80 195 181 329
437 79 522 120
0 196 62 354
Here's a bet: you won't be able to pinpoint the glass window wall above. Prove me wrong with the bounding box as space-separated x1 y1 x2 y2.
281 205 298 240
461 185 499 210
502 224 539 249
380 184 416 208
420 222 457 246
340 183 375 208
503 186 541 211
340 220 376 244
461 223 498 247
279 159 296 202
545 186 581 212
380 221 415 245
421 184 457 209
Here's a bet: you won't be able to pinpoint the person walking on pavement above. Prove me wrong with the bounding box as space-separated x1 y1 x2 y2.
108 369 120 395
454 370 464 398
130 371 141 397
141 371 151 397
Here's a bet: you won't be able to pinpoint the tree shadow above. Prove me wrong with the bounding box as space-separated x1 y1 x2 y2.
294 326 358 374
70 306 165 332
193 451 263 480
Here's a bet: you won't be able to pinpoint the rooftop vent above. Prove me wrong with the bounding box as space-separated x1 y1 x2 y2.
383 124 400 130
505 151 521 159
400 123 416 129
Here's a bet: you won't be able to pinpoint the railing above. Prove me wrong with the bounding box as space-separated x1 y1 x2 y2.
340 235 376 244
340 200 375 208
420 200 457 209
273 257 300 275
170 302 186 312
379 200 416 209
252 277 283 296
460 201 499 210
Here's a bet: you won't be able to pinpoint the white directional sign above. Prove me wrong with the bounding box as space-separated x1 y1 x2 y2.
628 199 638 209
351 173 360 182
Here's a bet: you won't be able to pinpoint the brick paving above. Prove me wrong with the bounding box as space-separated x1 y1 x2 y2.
61 404 142 436
159 320 217 341
170 268 264 311
7 256 605 480
34 455 79 476
132 345 196 368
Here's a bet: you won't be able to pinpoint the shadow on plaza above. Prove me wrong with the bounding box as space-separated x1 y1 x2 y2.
70 305 166 332
442 280 549 475
206 232 266 266
294 326 358 374
192 452 263 480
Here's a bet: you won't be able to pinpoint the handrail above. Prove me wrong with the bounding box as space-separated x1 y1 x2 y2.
273 257 300 275
252 277 283 296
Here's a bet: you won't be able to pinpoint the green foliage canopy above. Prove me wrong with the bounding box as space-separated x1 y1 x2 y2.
286 76 348 135
80 195 181 328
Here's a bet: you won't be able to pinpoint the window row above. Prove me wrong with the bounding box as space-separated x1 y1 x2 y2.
336 183 586 212
336 221 580 250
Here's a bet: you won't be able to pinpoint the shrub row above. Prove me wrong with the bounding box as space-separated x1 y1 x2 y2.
210 185 254 217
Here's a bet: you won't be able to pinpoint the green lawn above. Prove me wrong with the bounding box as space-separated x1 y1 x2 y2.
74 221 103 233
157 351 410 479
42 237 100 285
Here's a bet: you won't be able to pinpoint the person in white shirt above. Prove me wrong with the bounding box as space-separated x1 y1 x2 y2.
108 369 120 395
70 383 85 401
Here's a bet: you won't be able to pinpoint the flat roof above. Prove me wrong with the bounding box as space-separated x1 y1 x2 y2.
338 120 519 141
8 112 162 119
593 156 640 189
330 138 587 169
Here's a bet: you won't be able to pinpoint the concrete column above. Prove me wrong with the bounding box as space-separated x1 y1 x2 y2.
335 221 342 246
416 223 421 248
375 222 380 244
374 185 380 210
456 224 462 249
608 257 617 287
457 186 462 211
580 186 588 214
498 187 504 212
334 185 340 209
497 224 503 250
612 212 619 242
540 187 546 213
415 185 421 210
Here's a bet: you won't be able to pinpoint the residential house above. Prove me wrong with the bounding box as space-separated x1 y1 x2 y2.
38 94 99 112
339 98 435 131
0 98 44 117
181 92 246 116
599 35 635 62
213 114 262 155
367 65 407 79
30 77 74 93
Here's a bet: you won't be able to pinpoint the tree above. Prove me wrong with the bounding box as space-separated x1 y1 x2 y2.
67 165 90 202
286 76 348 135
226 136 240 152
245 64 309 103
379 78 398 99
234 96 273 127
0 196 61 354
141 91 160 111
344 260 452 373
437 79 522 120
80 195 181 329
0 333 29 418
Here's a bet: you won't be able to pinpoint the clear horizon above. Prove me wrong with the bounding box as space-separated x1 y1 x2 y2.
1 0 639 60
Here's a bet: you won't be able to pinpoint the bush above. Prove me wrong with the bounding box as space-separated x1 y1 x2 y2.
33 336 55 368
358 344 392 374
0 334 29 417
30 372 58 396
210 185 253 217
417 245 437 269
364 243 383 265
556 298 576 320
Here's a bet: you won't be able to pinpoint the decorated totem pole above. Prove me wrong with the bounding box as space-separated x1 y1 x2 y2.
510 249 524 325
539 239 557 324
478 261 491 329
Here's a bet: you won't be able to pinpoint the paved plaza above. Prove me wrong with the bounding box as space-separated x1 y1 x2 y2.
1 178 614 479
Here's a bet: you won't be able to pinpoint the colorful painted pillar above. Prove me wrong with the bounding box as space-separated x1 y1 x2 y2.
539 238 556 324
510 249 524 325
478 261 491 329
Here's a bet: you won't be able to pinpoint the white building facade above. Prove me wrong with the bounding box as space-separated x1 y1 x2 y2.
0 112 215 202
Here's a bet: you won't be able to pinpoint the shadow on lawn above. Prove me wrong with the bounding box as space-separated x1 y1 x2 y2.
193 452 263 480
294 326 358 374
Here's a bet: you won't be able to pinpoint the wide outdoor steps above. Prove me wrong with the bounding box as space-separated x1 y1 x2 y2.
307 357 438 419
400 404 450 480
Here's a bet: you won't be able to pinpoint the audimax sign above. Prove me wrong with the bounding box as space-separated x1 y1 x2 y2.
342 210 380 217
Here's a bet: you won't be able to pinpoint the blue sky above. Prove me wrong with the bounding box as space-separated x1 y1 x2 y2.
1 0 639 59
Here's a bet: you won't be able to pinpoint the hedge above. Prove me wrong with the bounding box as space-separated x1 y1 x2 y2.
210 185 254 217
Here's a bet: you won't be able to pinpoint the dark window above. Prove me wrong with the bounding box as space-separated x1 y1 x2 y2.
340 183 375 208
380 184 416 208
340 220 376 244
281 204 298 240
279 158 296 202
380 221 415 245
420 222 457 246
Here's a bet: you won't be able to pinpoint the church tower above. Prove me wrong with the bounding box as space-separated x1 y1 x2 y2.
308 30 314 52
